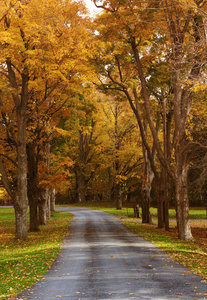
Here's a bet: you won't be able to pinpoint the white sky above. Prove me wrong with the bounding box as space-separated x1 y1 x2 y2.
84 0 101 15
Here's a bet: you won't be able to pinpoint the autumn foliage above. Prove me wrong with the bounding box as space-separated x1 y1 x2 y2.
0 0 207 241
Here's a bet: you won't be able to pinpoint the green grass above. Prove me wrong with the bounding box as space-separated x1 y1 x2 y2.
101 206 207 220
67 202 207 220
0 207 72 299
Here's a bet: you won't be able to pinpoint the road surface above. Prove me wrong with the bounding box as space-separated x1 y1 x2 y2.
17 207 207 300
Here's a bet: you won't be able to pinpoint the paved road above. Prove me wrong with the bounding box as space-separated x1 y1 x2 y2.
17 207 207 300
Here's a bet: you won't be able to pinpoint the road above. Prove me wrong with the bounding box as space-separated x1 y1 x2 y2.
17 207 207 300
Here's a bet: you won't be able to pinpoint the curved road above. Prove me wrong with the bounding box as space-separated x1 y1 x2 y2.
17 207 207 300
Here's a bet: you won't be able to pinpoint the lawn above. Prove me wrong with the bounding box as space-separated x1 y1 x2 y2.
0 207 72 299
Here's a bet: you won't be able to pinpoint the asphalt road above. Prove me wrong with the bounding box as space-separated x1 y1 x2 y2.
17 207 207 300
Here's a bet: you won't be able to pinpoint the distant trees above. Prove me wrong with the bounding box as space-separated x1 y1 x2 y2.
53 90 143 208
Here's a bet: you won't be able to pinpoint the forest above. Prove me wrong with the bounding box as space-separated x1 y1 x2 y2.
0 0 207 242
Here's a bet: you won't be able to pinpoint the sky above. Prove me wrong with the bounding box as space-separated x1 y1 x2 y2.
83 0 101 15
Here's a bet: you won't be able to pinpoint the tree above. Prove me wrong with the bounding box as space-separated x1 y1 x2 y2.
93 0 207 239
91 14 161 223
0 0 92 239
97 95 142 209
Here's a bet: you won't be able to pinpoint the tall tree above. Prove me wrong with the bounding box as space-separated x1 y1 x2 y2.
0 0 92 239
93 0 207 239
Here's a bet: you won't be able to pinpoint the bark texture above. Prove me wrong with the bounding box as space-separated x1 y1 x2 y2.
27 142 39 232
39 189 47 225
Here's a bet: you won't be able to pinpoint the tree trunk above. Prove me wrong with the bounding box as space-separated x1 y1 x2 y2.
7 59 29 241
116 184 122 210
39 189 47 225
50 188 55 212
141 140 153 224
78 169 86 203
156 175 165 228
14 112 28 240
46 188 50 219
28 192 39 232
108 167 112 203
164 171 170 231
134 204 140 218
141 175 151 223
174 160 193 240
27 142 39 232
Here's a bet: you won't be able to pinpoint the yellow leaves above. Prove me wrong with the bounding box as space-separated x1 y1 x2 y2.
177 0 197 7
55 127 72 138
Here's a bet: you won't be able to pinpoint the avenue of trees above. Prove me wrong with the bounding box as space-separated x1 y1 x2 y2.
0 0 207 241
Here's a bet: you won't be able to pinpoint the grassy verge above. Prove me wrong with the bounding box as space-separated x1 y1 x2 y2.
68 203 207 280
0 207 72 299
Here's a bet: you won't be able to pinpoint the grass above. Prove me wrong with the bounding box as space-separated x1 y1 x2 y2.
0 207 72 299
68 202 207 280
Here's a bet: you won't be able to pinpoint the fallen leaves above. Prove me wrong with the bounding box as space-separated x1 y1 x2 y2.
0 209 72 298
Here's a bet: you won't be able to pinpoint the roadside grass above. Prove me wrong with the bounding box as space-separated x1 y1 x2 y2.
68 203 207 280
0 207 72 300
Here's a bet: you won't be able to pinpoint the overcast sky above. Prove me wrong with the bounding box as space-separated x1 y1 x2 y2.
84 0 101 15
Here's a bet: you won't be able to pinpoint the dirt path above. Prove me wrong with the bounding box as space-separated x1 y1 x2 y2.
17 207 207 300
